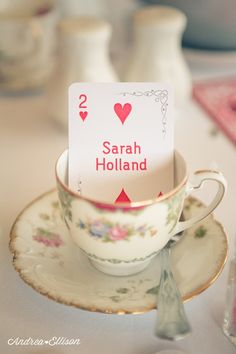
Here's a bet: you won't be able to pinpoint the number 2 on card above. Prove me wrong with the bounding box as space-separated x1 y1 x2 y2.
79 94 87 108
78 94 88 122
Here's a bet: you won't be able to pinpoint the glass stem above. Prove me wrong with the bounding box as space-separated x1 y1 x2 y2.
155 247 191 340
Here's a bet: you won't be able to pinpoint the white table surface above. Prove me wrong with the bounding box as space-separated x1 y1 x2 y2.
1 63 236 354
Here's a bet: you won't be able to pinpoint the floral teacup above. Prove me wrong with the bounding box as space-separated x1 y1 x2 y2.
56 150 226 276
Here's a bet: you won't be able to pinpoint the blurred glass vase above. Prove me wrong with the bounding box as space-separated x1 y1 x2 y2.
124 6 192 106
0 0 58 94
48 16 118 129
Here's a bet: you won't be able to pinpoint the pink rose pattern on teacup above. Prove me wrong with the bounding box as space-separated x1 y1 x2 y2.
109 226 129 241
76 219 157 243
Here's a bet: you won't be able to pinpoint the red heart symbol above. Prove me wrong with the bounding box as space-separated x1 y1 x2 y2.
79 111 88 121
114 103 132 124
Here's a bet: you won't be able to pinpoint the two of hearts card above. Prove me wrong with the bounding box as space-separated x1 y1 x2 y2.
69 83 174 204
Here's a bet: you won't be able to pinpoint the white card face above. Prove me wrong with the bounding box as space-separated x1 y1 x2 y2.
69 83 174 203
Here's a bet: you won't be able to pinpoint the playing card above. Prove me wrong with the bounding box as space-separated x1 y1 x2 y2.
193 78 236 146
69 83 174 203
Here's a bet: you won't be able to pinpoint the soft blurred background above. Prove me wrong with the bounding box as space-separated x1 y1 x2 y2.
1 1 236 353
1 0 236 123
1 0 236 124
143 0 236 50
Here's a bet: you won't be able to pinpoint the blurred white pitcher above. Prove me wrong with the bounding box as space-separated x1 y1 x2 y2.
0 0 58 93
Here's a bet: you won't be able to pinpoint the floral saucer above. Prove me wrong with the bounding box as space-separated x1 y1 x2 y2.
9 190 228 314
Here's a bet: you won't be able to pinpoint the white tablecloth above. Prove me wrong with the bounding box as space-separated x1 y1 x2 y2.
1 65 236 354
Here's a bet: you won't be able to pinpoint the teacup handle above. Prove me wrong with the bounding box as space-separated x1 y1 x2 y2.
172 170 227 235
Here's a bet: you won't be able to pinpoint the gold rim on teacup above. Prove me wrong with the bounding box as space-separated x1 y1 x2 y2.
55 149 188 208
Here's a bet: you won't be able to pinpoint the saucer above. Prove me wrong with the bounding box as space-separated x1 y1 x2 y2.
10 190 228 314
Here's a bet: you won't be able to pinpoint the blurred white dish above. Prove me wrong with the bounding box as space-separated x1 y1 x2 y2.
154 350 186 354
184 48 236 67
